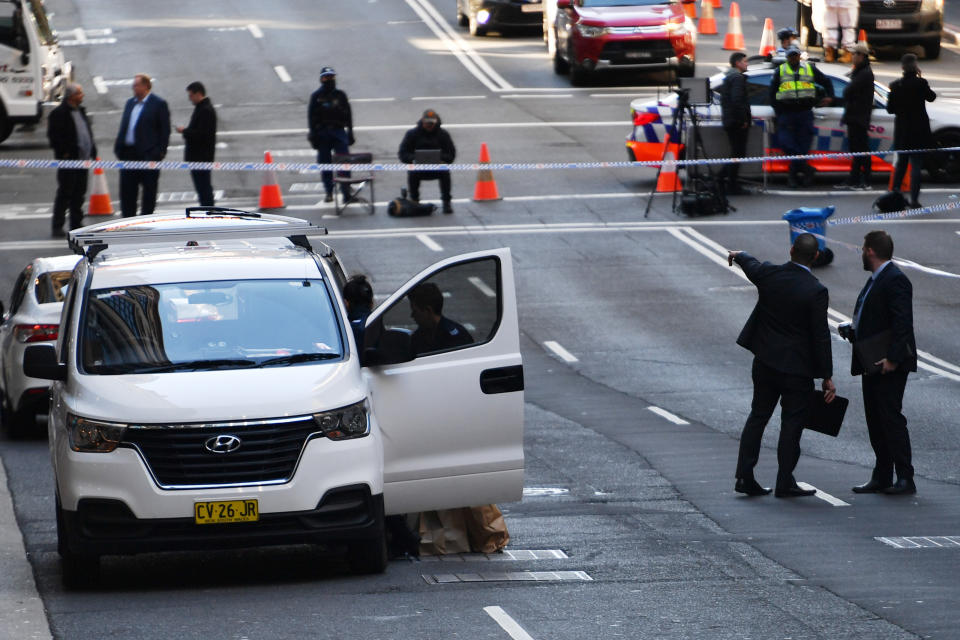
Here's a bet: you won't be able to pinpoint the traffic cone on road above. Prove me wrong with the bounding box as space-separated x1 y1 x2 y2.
683 0 697 19
656 135 683 193
258 151 285 210
723 2 745 51
472 143 501 201
87 158 114 216
711 0 722 9
858 28 870 52
698 0 717 35
758 18 776 57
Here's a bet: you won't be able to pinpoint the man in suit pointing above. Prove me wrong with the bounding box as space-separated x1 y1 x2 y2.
113 73 170 217
729 234 837 497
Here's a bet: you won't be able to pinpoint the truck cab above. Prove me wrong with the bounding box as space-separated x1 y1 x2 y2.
0 0 72 143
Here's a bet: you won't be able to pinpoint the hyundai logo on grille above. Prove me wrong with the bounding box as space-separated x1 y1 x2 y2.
883 0 895 7
204 435 242 454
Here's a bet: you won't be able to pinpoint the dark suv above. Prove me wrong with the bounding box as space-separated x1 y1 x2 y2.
858 0 943 59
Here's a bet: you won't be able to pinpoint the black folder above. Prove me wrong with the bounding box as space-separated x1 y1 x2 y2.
804 392 849 437
854 329 891 376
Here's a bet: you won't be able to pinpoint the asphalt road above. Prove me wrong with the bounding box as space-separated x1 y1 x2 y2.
1 1 959 638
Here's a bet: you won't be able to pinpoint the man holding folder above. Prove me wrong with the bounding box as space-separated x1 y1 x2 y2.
728 234 837 498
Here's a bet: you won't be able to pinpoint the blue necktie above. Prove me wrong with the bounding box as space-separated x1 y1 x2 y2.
852 276 874 330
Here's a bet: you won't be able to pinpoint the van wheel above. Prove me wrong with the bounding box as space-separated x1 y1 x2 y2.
553 46 569 75
56 495 101 589
347 530 388 575
0 112 13 145
924 39 940 60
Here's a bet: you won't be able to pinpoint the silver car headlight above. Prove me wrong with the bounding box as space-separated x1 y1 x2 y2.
312 400 369 441
66 413 127 452
577 25 605 38
920 0 943 11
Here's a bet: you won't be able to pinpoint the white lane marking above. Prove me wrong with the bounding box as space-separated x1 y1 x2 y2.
416 234 443 251
797 482 850 507
590 93 656 98
60 37 116 46
273 65 292 83
544 341 578 363
352 97 397 103
500 94 573 99
73 27 87 42
405 0 513 92
92 75 107 94
468 276 496 298
412 95 486 101
483 606 536 640
217 121 630 136
247 23 263 38
646 406 689 425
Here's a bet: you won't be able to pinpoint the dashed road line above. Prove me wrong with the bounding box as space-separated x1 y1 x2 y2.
419 549 569 562
501 94 572 99
425 571 591 584
797 482 850 507
484 606 537 640
412 95 486 101
522 487 569 497
92 75 107 94
247 23 263 38
273 65 292 83
543 340 577 363
646 406 689 425
416 234 443 252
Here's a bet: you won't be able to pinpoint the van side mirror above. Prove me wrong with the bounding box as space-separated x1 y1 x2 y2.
23 344 66 381
360 328 415 367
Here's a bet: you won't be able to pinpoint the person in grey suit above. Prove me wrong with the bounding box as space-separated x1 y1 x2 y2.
113 73 170 217
728 234 837 497
843 230 918 495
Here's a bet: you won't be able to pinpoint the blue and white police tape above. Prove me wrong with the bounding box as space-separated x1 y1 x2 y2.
1 146 958 173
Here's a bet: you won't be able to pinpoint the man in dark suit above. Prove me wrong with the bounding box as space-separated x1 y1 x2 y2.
113 73 170 217
176 81 217 207
47 83 96 236
729 234 836 497
844 230 917 495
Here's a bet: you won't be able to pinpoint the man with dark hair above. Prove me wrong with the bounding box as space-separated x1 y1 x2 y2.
114 73 171 216
408 282 472 355
837 43 874 190
887 53 936 208
176 81 217 206
308 67 354 203
342 274 374 349
728 233 836 497
398 109 457 214
843 230 917 495
720 52 752 195
47 83 96 236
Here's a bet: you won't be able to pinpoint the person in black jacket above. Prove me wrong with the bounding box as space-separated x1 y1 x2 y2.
728 234 837 498
838 43 874 190
176 81 217 207
47 83 96 236
842 231 917 495
308 67 354 203
398 109 457 214
719 52 752 195
887 54 936 208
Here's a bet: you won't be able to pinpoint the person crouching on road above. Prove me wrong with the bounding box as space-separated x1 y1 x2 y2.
47 83 96 237
176 81 217 207
398 109 456 214
769 46 833 188
837 43 873 191
720 52 752 196
887 54 936 209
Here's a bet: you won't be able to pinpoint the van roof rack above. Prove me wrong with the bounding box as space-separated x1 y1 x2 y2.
67 208 327 262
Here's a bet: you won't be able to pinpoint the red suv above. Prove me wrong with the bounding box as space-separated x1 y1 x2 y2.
551 0 697 85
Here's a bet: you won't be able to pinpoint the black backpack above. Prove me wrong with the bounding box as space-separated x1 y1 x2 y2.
873 191 907 213
387 189 436 217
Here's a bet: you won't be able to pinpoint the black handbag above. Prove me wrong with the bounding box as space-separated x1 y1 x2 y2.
873 191 907 213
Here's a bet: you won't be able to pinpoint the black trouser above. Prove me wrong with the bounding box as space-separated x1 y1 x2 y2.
891 152 923 204
52 168 89 231
723 125 749 184
191 169 215 207
408 170 451 203
847 123 871 185
735 358 814 489
119 168 160 217
861 370 912 483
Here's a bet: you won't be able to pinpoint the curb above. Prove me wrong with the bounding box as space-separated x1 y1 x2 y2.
0 456 51 640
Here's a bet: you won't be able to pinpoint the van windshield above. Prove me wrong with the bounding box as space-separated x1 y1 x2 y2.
80 279 343 374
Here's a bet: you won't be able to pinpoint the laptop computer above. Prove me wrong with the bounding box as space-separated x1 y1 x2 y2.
414 149 444 165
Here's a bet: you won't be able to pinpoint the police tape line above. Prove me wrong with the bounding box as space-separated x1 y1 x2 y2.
1 146 958 173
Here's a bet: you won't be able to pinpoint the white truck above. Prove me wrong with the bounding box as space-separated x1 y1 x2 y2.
0 0 71 143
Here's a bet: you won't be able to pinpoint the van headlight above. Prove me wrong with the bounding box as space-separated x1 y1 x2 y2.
66 414 127 452
312 400 369 441
920 0 942 11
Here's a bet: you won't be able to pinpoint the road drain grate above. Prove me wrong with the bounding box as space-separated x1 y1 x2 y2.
419 549 569 562
876 536 960 549
422 570 592 584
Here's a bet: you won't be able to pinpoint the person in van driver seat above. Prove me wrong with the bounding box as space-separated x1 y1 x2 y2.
408 282 472 356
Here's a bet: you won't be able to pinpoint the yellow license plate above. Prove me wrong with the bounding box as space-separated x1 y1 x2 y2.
194 499 259 525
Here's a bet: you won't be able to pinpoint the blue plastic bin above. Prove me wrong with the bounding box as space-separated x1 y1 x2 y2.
782 206 835 266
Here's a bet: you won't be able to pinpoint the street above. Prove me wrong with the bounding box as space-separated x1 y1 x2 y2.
1 0 959 638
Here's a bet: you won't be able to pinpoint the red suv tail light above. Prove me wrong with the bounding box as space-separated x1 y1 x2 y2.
14 324 59 343
632 111 660 126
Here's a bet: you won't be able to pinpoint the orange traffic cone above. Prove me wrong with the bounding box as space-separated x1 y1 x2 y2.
656 135 683 193
472 143 501 201
698 0 717 35
758 18 776 56
723 2 745 51
711 0 722 8
87 157 114 216
858 28 870 52
258 151 285 210
683 0 697 19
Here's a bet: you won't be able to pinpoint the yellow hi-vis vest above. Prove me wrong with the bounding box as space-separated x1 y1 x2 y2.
776 62 817 104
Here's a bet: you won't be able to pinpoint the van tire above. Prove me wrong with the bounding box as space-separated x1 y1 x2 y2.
0 111 14 144
57 495 101 589
347 530 388 574
924 39 940 60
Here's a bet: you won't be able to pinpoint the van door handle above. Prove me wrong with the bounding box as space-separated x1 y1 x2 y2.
479 365 524 395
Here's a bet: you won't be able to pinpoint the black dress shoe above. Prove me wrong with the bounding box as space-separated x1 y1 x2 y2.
882 478 916 495
735 479 772 496
774 485 816 498
851 479 892 493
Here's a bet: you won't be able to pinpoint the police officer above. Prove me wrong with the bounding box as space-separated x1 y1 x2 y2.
769 45 833 188
775 27 800 57
308 67 354 203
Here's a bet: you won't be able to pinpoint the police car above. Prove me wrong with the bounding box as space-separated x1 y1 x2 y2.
625 59 960 182
23 209 524 587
